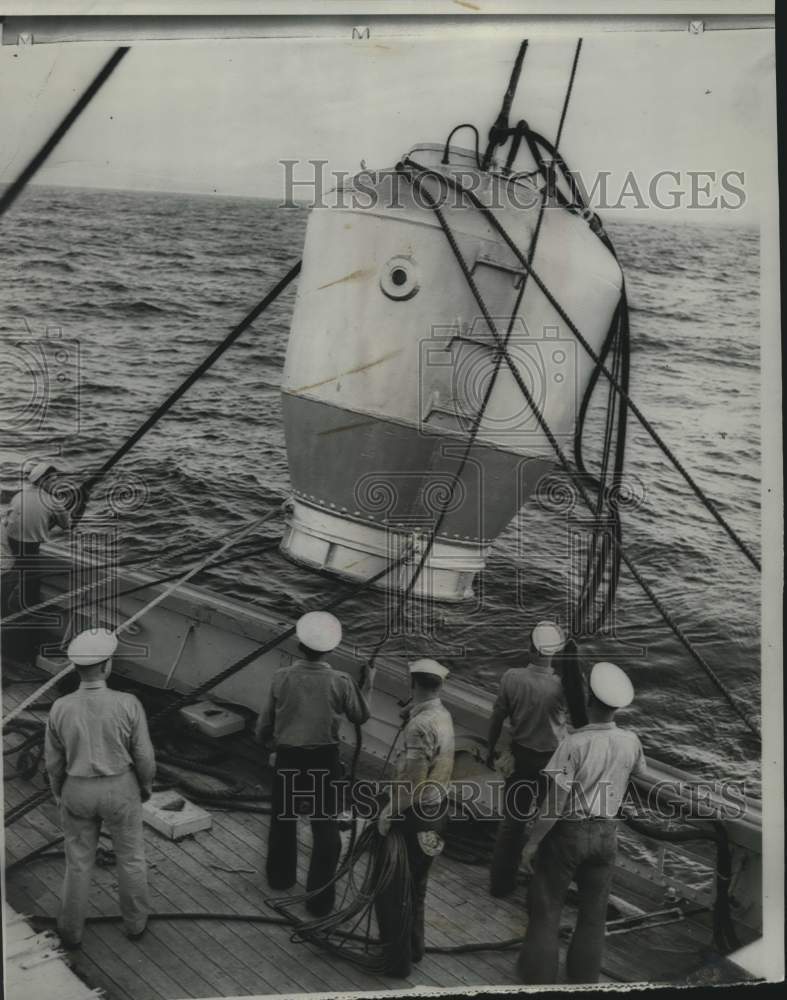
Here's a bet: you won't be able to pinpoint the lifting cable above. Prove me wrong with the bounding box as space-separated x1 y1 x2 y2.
395 164 760 742
572 290 630 636
481 40 528 171
379 40 589 621
0 48 129 220
349 39 582 858
402 157 760 574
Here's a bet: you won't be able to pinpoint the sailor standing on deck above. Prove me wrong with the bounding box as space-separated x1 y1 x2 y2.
486 620 568 897
44 628 156 949
255 611 373 916
375 659 456 978
517 662 648 985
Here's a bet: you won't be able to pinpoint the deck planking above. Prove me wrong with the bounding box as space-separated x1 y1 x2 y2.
3 680 755 997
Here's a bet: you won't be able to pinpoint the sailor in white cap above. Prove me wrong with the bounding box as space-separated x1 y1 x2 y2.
375 658 456 978
486 620 569 897
255 611 373 916
517 661 648 985
44 628 156 949
1 460 71 623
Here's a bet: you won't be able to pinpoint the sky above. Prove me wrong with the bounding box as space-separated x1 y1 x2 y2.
0 26 776 221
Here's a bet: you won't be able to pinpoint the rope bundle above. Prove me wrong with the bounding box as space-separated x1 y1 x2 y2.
269 823 413 974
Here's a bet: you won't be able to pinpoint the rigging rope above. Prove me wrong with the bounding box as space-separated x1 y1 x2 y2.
404 157 760 573
148 542 414 729
554 39 583 150
1 513 279 730
481 39 529 170
0 48 130 220
623 814 740 954
73 260 301 520
1 533 273 627
396 163 760 742
2 538 277 632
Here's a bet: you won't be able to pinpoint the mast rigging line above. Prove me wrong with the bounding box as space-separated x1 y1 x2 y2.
148 542 415 730
397 166 759 742
1 532 277 628
74 260 302 518
402 157 760 574
1 513 280 731
0 48 130 220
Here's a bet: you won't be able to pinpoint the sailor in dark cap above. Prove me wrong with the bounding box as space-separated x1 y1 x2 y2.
486 620 569 897
375 658 455 978
44 628 156 949
516 661 649 985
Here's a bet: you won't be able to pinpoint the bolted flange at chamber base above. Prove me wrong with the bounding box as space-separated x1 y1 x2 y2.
279 499 487 603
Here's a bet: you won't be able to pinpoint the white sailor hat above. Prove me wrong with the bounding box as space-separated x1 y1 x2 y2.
28 461 58 485
296 611 342 653
409 658 450 680
589 661 634 709
531 620 567 655
67 628 118 667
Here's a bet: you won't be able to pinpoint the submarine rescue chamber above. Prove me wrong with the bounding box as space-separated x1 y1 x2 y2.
279 142 622 602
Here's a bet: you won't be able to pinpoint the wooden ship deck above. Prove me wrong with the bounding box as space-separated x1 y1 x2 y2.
2 677 758 998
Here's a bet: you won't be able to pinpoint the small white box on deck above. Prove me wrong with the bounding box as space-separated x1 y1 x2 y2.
143 791 212 839
178 701 245 738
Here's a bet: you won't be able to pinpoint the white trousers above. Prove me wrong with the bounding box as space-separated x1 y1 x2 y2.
59 769 150 943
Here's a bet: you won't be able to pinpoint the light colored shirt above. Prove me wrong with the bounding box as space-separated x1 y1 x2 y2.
44 681 156 797
493 664 568 752
3 483 70 543
393 697 455 813
256 659 370 748
545 722 648 819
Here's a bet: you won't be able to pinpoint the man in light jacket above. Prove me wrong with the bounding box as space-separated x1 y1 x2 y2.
45 628 156 949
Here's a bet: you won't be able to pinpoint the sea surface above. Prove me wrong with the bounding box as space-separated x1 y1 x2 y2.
0 185 761 797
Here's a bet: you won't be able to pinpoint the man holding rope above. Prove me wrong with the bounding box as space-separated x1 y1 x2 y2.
376 659 456 978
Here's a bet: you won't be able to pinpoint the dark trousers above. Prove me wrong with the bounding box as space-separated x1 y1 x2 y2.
490 744 553 897
5 538 42 610
374 811 442 979
517 817 618 984
266 745 342 917
2 538 43 662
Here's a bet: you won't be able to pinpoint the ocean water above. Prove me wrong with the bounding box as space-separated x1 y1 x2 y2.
0 185 761 794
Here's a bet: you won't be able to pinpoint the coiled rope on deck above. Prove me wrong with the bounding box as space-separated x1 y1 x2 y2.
268 822 414 974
